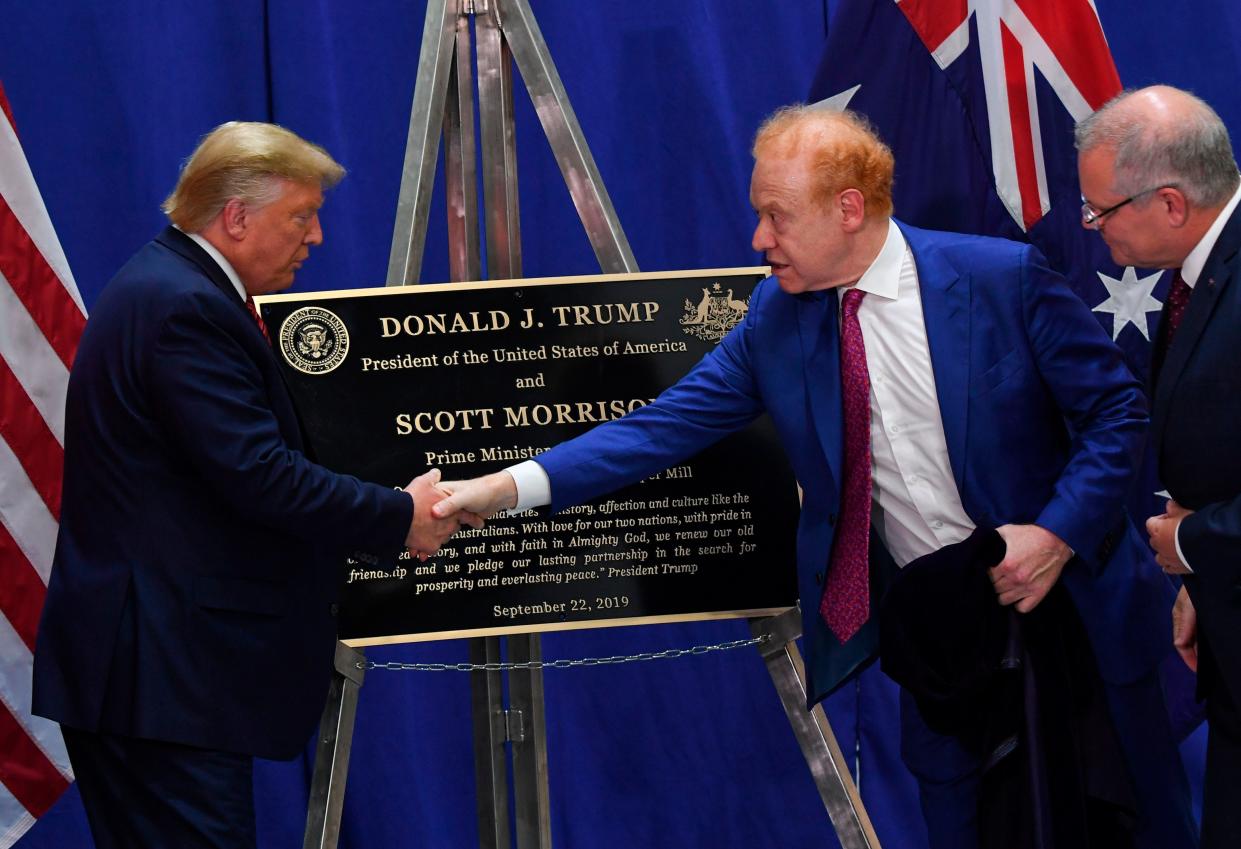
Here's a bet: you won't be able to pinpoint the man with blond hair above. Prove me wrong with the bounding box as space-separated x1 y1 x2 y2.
32 122 472 848
1079 84 1241 848
434 105 1191 847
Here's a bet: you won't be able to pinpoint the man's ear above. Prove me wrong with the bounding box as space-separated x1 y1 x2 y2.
1158 186 1190 228
220 198 248 240
839 188 867 232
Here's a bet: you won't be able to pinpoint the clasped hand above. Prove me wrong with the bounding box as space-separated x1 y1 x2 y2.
432 471 519 521
403 468 485 560
1145 499 1193 574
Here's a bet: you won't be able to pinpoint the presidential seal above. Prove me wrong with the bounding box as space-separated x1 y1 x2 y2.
680 282 749 343
278 306 350 375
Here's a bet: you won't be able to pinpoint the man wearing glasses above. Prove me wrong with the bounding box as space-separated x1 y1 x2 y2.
1078 84 1241 849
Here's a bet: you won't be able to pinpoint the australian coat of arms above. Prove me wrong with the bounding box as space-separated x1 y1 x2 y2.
680 282 750 343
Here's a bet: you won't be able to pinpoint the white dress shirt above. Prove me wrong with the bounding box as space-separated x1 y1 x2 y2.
183 229 248 303
844 219 974 567
1180 183 1241 290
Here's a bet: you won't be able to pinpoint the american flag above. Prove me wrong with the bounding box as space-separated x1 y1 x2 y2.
0 81 83 847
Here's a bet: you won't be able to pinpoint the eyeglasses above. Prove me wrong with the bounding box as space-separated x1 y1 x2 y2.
1080 186 1170 227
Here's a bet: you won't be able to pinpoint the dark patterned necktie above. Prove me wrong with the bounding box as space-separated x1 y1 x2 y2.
821 287 872 644
1161 270 1192 353
245 296 271 344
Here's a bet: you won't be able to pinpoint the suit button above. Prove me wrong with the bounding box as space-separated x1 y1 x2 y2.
329 603 340 617
828 513 837 526
815 572 824 585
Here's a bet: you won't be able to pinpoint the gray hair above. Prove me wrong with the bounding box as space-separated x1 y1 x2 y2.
1075 86 1238 208
161 121 345 232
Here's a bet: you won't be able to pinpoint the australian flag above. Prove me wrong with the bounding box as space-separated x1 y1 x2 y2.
808 0 1175 523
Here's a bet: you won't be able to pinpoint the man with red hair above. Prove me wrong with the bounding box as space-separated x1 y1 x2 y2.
437 105 1190 849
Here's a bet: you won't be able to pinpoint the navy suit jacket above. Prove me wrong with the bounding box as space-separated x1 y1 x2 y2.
536 222 1170 705
1152 203 1241 710
32 227 412 759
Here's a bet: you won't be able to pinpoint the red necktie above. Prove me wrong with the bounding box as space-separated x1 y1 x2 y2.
245 296 271 344
821 287 872 643
1161 270 1192 352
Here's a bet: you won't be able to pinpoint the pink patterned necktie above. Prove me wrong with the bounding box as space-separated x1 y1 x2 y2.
1161 270 1191 352
821 287 872 644
245 296 271 344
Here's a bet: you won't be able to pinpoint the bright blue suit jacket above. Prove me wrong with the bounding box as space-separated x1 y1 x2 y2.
538 222 1170 705
32 227 412 759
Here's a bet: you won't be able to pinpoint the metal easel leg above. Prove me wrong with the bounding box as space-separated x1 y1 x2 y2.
497 0 637 274
750 610 882 849
387 0 458 286
303 642 367 849
507 634 552 849
444 8 481 283
476 0 523 280
388 0 638 844
388 0 637 288
471 637 511 849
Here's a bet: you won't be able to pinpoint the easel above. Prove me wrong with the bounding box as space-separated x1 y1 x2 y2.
303 2 880 847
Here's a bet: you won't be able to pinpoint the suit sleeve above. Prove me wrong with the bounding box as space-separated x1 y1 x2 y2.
538 283 771 512
1178 494 1241 569
1018 245 1149 561
146 289 413 551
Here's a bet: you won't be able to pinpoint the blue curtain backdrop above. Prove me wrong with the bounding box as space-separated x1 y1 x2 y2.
2 1 1238 847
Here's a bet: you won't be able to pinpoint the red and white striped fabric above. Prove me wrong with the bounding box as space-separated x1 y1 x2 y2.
0 81 85 847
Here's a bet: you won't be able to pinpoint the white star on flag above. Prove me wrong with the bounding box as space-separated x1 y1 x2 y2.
812 84 861 112
1092 266 1165 341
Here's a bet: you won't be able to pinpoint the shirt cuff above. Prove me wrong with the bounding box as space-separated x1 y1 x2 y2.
506 460 551 514
1173 520 1194 574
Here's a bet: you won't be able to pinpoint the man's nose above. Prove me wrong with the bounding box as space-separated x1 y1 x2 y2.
752 220 773 252
305 214 324 246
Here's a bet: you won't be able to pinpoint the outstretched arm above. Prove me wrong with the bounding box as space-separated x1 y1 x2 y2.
433 471 519 521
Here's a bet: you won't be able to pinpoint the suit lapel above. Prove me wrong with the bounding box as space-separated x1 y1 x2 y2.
901 223 970 490
797 291 843 487
1153 206 1241 446
1149 278 1175 386
154 226 307 448
156 226 278 358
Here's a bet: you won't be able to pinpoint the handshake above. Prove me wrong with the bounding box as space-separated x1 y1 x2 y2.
402 468 522 560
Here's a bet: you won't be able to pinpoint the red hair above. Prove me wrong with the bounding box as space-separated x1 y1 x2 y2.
753 106 894 218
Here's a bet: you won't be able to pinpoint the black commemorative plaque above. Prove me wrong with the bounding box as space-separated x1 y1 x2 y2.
256 268 799 645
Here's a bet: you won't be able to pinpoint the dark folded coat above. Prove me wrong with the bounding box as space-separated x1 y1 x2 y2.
880 528 1137 849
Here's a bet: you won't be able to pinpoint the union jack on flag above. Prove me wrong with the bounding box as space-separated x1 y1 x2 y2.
899 0 1121 230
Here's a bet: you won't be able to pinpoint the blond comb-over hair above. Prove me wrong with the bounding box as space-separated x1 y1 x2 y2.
162 121 345 232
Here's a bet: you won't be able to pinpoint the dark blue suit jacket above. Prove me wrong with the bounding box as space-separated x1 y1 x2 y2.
537 222 1170 705
32 227 412 759
1152 204 1241 710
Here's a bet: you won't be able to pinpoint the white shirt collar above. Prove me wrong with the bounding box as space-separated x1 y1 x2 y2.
841 218 905 302
179 227 248 303
1181 181 1241 288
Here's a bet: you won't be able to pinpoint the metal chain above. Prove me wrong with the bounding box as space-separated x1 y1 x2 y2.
362 635 769 672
